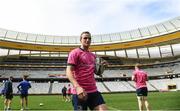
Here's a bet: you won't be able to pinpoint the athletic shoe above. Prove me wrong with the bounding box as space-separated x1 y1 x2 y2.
7 108 11 111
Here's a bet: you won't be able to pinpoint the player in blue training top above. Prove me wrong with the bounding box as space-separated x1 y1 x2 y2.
17 75 31 110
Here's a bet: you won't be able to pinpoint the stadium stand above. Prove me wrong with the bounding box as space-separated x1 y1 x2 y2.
0 16 180 94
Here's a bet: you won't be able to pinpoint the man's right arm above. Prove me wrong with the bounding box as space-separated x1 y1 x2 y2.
66 65 84 95
66 65 79 88
132 72 135 81
131 75 135 81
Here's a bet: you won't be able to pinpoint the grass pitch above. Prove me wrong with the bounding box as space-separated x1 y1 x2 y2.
0 91 180 110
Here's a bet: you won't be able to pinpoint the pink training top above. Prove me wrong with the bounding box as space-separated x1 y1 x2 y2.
133 68 148 89
67 48 97 93
67 87 71 94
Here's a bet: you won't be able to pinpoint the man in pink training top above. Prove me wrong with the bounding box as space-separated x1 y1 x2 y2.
66 31 107 110
132 64 150 111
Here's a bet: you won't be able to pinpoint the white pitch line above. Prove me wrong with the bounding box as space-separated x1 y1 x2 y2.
108 106 120 111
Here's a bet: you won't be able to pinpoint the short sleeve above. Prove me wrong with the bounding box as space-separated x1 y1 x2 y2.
67 49 78 66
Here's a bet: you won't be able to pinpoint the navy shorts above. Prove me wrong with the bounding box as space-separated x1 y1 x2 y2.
136 87 148 96
68 93 71 96
62 93 67 97
20 93 28 98
5 93 13 100
77 91 105 110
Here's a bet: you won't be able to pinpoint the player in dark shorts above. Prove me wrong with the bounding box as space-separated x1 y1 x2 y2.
4 76 13 110
66 31 107 110
17 75 31 110
61 85 68 102
132 64 150 111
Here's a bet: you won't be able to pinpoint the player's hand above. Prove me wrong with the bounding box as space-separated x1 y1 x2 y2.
76 86 88 101
102 60 108 67
78 92 88 101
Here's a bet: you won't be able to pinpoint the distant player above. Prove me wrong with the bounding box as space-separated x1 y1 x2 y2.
61 85 68 102
132 64 150 111
4 76 13 111
17 75 31 110
67 84 72 102
66 31 107 110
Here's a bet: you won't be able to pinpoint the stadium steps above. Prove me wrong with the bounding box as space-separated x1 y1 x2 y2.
101 82 111 92
121 81 136 91
127 81 136 89
147 81 158 91
48 82 53 94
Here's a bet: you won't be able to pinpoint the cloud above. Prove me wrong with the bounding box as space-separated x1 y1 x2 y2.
0 0 179 36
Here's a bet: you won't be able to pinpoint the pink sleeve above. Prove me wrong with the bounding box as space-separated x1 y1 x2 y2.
67 50 78 65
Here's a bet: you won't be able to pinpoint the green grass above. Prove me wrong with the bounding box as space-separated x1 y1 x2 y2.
0 91 180 110
105 91 180 110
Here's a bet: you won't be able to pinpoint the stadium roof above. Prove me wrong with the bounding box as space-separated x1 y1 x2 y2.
0 16 180 59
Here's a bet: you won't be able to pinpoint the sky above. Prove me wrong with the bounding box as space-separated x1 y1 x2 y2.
0 0 180 36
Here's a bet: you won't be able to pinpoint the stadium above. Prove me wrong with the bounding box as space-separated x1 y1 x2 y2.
0 16 180 110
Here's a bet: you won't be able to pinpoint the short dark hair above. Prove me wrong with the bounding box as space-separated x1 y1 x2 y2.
23 75 28 80
135 63 141 68
9 76 13 79
80 31 91 40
